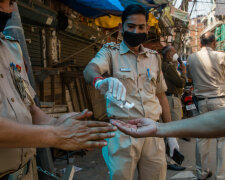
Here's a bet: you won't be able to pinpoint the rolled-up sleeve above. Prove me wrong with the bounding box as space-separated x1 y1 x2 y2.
90 46 111 75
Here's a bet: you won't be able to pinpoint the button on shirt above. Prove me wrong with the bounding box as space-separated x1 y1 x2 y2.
90 41 167 120
0 34 36 177
187 47 225 97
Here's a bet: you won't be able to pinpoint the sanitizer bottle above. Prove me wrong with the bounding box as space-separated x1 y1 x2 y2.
105 92 134 109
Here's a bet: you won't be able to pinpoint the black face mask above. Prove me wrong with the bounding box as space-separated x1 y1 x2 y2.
0 11 12 32
123 31 147 47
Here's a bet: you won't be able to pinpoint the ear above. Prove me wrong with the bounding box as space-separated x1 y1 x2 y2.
119 23 123 33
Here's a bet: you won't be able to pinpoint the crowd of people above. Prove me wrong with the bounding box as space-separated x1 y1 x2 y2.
0 0 225 180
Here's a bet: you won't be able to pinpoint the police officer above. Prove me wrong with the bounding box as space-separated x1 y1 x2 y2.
187 32 225 180
161 46 186 171
0 0 116 179
84 4 179 180
162 46 186 123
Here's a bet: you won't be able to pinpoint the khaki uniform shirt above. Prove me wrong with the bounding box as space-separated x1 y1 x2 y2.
0 33 36 177
90 41 167 120
162 61 186 96
187 47 225 97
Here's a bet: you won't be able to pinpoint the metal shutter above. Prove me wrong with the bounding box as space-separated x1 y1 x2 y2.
58 32 96 67
23 24 43 67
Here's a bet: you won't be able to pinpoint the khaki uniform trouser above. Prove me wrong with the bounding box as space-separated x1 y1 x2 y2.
102 130 167 180
166 96 182 121
196 98 225 180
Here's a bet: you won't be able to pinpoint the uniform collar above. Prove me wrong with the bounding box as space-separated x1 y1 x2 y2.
119 41 130 54
201 46 214 51
119 40 148 55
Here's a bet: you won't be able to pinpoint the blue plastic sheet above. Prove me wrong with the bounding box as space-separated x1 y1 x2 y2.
60 0 124 17
60 0 167 18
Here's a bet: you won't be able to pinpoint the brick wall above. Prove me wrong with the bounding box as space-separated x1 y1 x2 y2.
188 18 204 53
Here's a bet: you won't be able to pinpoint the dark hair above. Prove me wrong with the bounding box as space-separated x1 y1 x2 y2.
162 46 172 60
200 33 215 46
0 0 16 4
122 4 148 24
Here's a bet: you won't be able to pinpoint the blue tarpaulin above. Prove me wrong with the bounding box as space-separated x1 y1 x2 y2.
60 0 168 18
60 0 124 17
120 0 159 9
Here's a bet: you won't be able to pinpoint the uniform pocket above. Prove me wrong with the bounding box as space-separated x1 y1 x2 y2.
143 74 156 94
114 72 136 94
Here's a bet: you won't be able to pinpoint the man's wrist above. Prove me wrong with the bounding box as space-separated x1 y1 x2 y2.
92 77 104 87
43 126 60 148
156 122 167 137
47 117 58 125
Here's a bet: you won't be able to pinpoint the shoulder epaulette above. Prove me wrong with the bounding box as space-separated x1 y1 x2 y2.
148 49 158 54
103 42 120 50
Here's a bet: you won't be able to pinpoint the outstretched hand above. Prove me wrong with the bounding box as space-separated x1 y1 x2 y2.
110 118 157 138
55 109 93 125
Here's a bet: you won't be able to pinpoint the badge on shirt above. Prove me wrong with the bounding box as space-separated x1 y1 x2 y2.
10 62 35 106
10 62 27 100
120 67 131 72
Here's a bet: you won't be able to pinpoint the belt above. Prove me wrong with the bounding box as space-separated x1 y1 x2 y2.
197 95 225 101
0 161 30 180
166 93 179 97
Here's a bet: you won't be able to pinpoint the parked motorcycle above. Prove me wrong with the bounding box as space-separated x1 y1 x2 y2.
182 83 199 118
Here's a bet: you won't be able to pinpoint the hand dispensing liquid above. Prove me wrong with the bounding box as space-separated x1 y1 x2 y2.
105 92 134 109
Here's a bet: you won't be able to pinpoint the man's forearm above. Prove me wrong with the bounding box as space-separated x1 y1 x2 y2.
83 63 102 84
156 108 225 138
157 92 171 123
0 117 57 148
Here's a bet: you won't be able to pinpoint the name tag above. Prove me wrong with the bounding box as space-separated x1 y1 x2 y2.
120 67 131 72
